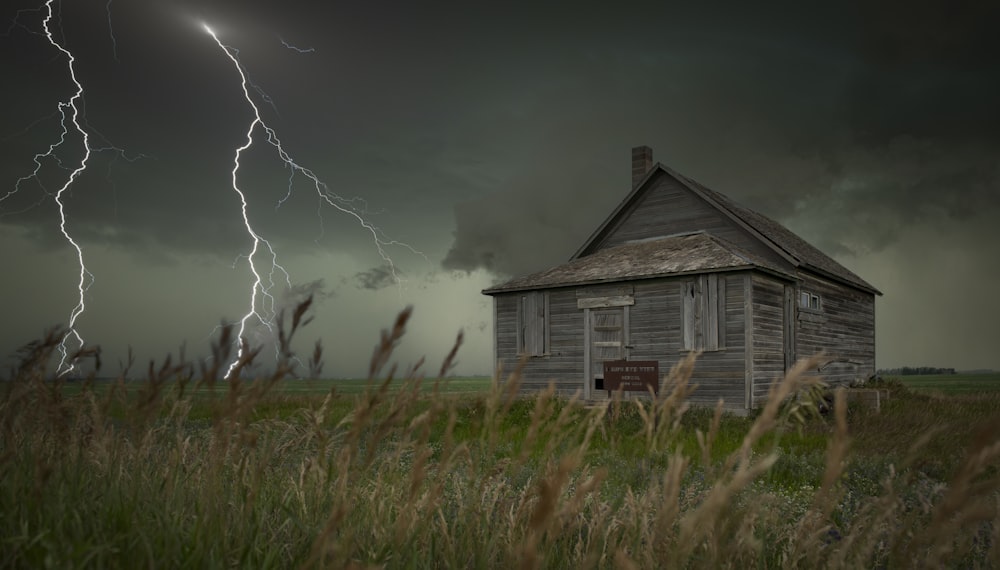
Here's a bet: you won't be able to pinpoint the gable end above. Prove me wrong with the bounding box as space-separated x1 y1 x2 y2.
574 161 880 296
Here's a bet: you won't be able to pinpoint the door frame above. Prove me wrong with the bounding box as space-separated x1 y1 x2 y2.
583 305 630 400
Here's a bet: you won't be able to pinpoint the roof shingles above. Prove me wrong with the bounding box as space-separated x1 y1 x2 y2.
483 233 791 294
672 170 880 294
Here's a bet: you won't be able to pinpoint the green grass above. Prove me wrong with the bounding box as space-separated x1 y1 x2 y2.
2 307 999 568
895 372 1000 395
49 376 493 423
271 376 492 395
58 376 492 396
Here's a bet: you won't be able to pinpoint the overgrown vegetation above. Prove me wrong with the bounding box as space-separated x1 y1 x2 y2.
896 373 1000 395
1 302 998 568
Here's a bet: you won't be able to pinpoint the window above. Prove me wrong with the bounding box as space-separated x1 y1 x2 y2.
517 291 548 356
682 274 726 351
799 289 821 311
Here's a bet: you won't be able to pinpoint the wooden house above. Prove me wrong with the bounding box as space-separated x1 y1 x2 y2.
483 146 881 411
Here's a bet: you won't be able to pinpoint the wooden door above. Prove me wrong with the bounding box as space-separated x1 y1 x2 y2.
589 308 625 399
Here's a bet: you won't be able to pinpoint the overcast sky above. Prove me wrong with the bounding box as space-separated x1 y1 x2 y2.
1 0 997 377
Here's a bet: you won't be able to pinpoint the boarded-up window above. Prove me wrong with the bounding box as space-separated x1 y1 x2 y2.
681 274 726 351
518 291 548 356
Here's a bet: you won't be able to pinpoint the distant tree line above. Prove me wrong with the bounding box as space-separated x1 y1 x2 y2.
877 367 956 376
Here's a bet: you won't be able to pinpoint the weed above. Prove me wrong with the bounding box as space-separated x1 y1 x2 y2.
1 304 998 568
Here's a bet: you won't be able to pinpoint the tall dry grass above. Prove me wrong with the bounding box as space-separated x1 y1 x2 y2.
1 303 998 568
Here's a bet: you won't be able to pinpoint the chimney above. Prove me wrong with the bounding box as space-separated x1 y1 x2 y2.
631 145 653 188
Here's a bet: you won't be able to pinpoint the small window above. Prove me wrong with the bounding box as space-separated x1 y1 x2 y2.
800 289 822 311
517 291 548 356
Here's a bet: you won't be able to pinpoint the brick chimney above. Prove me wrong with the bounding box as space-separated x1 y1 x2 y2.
631 145 653 188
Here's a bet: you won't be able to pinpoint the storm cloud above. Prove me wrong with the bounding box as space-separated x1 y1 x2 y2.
353 266 398 291
2 0 997 374
442 0 1000 278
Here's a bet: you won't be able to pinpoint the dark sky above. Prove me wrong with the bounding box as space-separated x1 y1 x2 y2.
1 0 998 376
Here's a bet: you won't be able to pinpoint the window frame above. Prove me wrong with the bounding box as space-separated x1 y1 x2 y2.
799 288 823 312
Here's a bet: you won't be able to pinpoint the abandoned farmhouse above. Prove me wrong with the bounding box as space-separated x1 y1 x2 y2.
483 146 881 411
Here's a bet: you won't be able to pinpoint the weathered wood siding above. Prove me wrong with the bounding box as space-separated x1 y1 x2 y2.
751 273 788 407
621 279 674 404
795 271 876 385
494 288 585 396
581 275 747 409
590 172 790 270
628 279 677 361
685 273 747 409
495 272 749 409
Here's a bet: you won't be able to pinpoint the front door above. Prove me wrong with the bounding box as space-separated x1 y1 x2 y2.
589 308 625 399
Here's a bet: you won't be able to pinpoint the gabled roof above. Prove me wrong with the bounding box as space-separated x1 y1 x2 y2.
573 164 882 295
483 232 793 295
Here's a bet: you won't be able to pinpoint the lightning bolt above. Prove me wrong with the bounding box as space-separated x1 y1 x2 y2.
278 36 315 54
203 24 424 378
3 2 146 376
105 0 118 61
39 0 92 376
7 6 424 379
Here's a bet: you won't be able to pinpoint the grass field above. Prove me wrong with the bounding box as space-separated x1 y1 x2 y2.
62 375 494 397
276 376 493 395
69 371 1000 398
2 311 999 568
895 373 1000 395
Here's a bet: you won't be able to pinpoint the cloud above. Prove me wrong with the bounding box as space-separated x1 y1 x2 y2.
353 265 398 291
441 167 619 278
282 278 335 306
854 0 1000 69
795 138 1000 256
442 131 1000 280
439 2 1000 278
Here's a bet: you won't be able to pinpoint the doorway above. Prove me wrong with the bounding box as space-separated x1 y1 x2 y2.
586 307 627 399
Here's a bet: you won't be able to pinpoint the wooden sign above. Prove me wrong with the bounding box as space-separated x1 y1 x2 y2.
603 360 659 393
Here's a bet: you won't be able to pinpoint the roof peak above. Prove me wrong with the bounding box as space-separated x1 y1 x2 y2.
573 157 881 295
